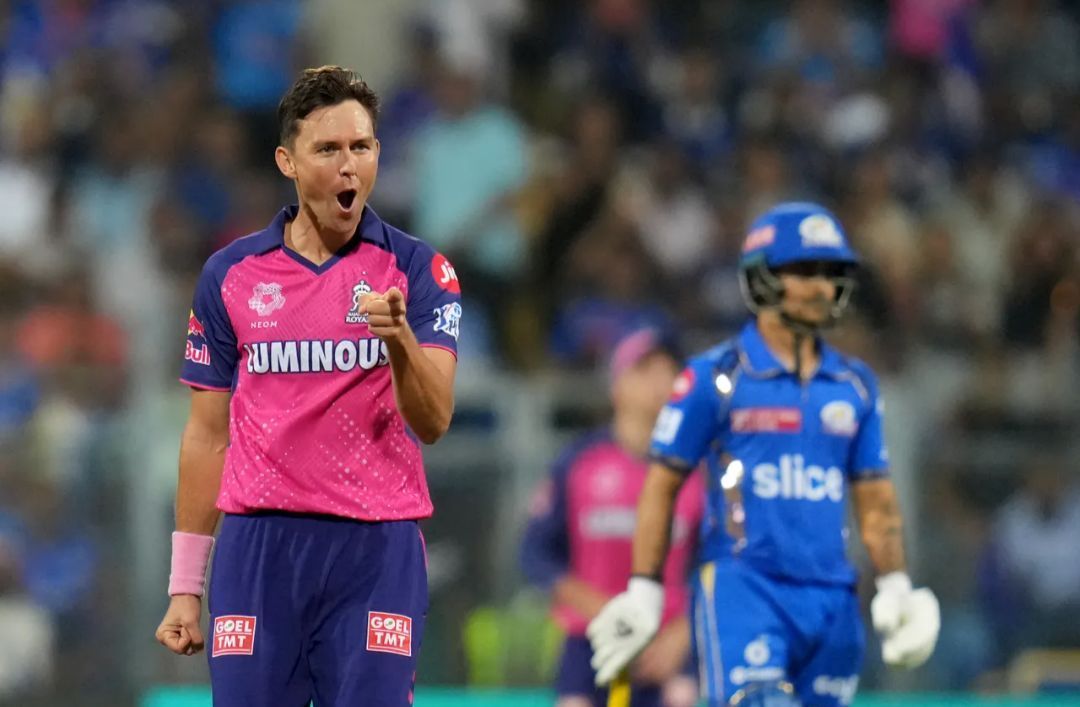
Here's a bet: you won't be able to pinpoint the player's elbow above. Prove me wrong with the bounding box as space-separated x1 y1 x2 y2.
415 429 444 445
414 414 451 445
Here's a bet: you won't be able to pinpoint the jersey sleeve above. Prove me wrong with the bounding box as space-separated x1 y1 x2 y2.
519 448 575 590
849 364 890 479
649 357 722 474
406 248 461 357
180 258 239 390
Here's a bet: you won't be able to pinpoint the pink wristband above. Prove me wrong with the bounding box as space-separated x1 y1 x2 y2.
168 531 215 596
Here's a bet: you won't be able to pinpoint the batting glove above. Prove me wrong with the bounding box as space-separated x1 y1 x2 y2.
871 572 941 669
587 577 664 686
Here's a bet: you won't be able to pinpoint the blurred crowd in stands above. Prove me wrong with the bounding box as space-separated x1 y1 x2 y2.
0 0 1078 702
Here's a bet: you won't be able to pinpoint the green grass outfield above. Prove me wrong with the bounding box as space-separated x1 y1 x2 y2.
142 686 1080 706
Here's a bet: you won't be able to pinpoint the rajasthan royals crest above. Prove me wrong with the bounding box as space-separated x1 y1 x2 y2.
346 280 372 323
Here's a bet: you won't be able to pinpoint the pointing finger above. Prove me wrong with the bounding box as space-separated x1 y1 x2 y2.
384 288 406 316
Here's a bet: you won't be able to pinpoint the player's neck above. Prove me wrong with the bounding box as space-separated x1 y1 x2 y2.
612 413 652 459
285 205 355 265
756 314 820 379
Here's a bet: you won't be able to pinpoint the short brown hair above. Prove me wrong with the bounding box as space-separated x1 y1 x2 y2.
277 65 381 146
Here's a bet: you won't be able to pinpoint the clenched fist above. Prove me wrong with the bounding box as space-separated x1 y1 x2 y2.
156 594 205 656
359 287 410 342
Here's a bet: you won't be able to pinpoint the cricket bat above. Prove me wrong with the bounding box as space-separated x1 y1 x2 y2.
607 672 631 707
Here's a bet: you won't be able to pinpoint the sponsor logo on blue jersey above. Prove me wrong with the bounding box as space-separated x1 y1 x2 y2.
751 454 844 502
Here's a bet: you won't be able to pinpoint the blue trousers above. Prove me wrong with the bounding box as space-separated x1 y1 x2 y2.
692 560 863 707
207 512 428 707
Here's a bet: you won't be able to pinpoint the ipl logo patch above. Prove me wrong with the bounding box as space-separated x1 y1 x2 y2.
248 283 285 317
346 280 372 324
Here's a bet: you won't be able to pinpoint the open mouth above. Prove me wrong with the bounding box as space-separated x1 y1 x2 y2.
336 189 357 210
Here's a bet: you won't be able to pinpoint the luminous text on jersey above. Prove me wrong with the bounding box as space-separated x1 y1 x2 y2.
243 338 389 374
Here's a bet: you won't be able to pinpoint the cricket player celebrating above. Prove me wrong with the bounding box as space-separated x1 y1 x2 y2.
587 203 940 706
155 66 461 707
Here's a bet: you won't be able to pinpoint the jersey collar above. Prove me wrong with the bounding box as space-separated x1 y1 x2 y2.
272 203 389 248
738 320 846 379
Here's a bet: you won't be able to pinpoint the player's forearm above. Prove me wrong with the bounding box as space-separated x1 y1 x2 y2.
660 614 691 649
632 464 685 578
175 421 227 536
853 478 907 575
552 575 611 621
864 511 907 576
385 329 454 444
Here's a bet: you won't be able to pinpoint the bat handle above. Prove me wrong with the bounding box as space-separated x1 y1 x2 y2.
607 672 632 707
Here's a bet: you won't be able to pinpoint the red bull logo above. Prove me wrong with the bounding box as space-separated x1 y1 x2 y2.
187 310 207 339
185 340 211 366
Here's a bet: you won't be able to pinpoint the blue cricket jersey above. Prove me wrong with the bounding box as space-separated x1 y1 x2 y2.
650 321 889 586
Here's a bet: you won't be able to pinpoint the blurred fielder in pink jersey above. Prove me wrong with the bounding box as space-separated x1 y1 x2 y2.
521 329 702 707
155 66 461 707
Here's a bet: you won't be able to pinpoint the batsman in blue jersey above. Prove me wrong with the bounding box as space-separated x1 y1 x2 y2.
587 203 941 706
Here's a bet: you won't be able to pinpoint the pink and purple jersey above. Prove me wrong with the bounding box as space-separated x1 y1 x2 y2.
520 429 705 636
180 205 461 521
